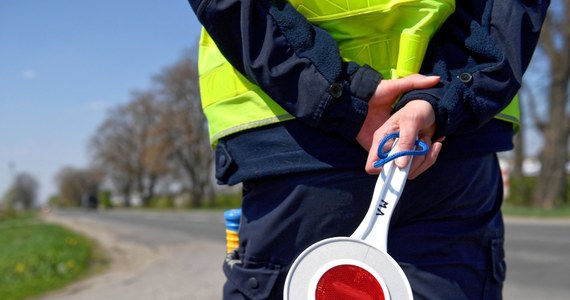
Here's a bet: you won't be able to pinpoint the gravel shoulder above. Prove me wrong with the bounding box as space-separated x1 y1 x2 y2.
37 211 225 300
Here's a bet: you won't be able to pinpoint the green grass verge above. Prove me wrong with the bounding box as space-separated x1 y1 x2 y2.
0 211 106 300
140 193 242 211
502 203 570 218
208 193 242 210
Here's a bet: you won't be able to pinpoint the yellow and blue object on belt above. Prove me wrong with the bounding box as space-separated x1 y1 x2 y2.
224 208 241 253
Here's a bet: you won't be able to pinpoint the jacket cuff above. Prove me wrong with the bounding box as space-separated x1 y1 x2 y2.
328 64 383 140
349 64 383 101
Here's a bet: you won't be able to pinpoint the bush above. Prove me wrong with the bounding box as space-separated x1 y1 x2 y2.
506 175 570 207
506 176 537 206
211 193 242 210
99 190 113 209
148 196 175 209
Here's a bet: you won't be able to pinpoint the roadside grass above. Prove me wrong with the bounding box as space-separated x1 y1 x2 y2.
0 211 107 300
504 176 570 218
208 193 242 210
142 191 570 219
502 203 570 218
140 192 242 211
213 192 570 218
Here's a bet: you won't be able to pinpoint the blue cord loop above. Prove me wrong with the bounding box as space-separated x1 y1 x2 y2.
373 132 429 168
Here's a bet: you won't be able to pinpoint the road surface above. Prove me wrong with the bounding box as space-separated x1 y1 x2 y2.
503 217 570 299
39 209 227 300
39 209 570 300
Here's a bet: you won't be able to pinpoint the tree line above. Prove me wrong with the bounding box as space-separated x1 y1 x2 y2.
2 1 569 211
511 0 570 209
53 50 216 208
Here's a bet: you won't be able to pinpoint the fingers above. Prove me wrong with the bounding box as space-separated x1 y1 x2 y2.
393 101 433 168
365 140 383 175
363 114 419 174
375 75 439 104
363 75 440 176
364 122 400 174
408 140 442 179
394 123 419 168
392 75 440 93
365 134 442 178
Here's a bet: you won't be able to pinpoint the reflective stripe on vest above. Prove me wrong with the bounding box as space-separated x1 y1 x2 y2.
198 33 295 143
496 94 521 132
198 0 519 144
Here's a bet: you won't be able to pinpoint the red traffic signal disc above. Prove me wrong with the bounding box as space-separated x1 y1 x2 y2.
316 264 385 300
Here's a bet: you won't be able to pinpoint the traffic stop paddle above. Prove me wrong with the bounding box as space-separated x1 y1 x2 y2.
284 133 428 300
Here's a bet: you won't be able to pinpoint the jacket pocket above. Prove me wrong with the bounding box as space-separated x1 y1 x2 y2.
215 140 237 185
491 237 506 283
223 258 281 300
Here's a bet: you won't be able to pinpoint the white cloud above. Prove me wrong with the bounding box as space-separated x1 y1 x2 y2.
86 101 111 112
21 69 37 79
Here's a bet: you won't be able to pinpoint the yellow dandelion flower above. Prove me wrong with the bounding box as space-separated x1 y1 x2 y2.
66 260 75 269
15 263 25 273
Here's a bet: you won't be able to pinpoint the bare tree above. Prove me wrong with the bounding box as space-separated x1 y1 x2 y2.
152 51 215 207
127 91 165 206
90 92 167 207
3 172 39 210
91 105 136 206
531 0 570 209
88 50 217 208
511 92 526 203
55 166 102 207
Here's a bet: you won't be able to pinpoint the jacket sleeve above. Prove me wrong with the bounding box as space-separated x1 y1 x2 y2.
395 0 550 139
188 0 382 140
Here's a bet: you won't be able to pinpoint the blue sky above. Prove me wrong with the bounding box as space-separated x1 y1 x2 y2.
0 1 551 205
0 1 202 203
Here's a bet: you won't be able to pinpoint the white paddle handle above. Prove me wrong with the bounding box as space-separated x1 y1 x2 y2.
351 139 413 252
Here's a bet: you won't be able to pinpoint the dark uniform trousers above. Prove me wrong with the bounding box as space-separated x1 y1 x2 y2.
215 120 505 300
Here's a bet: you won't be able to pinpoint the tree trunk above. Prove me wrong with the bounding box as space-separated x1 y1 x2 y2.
533 80 568 209
532 1 570 209
511 129 528 204
512 131 524 179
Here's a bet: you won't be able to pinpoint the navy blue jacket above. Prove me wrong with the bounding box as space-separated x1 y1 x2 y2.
189 0 549 157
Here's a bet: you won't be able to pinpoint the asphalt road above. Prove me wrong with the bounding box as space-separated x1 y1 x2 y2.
40 209 570 300
503 218 570 299
40 209 227 300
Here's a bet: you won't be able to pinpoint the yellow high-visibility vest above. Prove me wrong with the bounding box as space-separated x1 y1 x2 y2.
496 95 520 131
198 0 519 144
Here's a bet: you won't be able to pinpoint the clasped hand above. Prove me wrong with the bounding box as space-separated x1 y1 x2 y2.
356 74 444 179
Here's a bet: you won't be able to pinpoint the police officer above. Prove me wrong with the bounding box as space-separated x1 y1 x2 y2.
187 0 550 299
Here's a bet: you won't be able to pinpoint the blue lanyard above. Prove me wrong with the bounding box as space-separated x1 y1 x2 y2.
373 132 429 168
